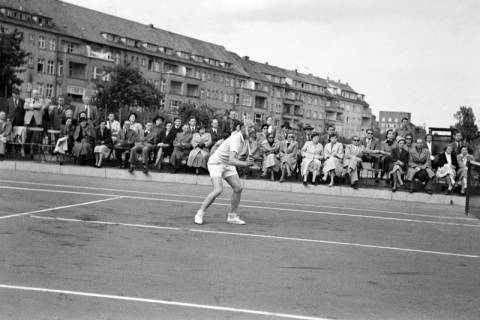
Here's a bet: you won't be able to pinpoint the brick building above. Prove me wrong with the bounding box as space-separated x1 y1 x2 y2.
0 0 373 136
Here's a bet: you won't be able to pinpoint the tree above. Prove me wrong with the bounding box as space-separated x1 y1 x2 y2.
178 102 217 127
453 106 478 143
94 63 162 116
0 27 29 97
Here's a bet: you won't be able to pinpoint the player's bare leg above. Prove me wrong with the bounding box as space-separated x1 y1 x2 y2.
224 174 245 224
194 177 223 224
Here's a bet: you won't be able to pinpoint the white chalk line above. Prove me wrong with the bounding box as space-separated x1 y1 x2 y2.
0 179 470 220
29 215 480 259
0 196 124 220
2 185 479 228
0 284 328 320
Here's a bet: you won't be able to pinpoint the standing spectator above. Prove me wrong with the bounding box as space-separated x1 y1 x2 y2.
155 121 176 171
114 120 137 168
321 126 335 146
72 115 95 165
276 122 291 141
300 133 323 185
220 110 239 138
128 121 161 174
7 91 26 157
297 124 314 150
322 133 344 187
106 112 121 142
73 95 98 125
405 137 435 194
93 120 113 168
0 111 12 160
24 89 47 158
209 119 223 146
343 136 365 189
390 137 409 192
457 146 474 195
260 133 280 180
265 116 277 137
172 117 182 136
48 96 69 146
187 117 198 134
127 112 144 137
425 133 439 169
395 117 413 139
256 124 269 144
170 124 193 173
436 144 458 194
452 132 468 155
404 134 415 153
187 125 212 174
377 129 397 182
53 117 75 165
278 133 298 182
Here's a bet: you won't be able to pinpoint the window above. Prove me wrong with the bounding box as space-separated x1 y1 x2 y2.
229 94 234 104
235 93 240 105
154 61 161 72
160 80 166 93
200 89 205 99
49 39 56 51
141 58 146 68
27 56 34 68
46 60 55 74
38 35 46 49
388 117 392 122
37 83 44 96
254 113 263 124
242 94 252 107
313 111 318 119
65 42 74 53
57 60 64 76
114 53 121 65
46 84 54 97
29 33 35 44
381 117 386 122
37 58 45 73
206 89 210 98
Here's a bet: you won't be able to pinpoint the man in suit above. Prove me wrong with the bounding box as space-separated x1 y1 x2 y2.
343 135 365 189
73 95 98 125
209 118 223 145
129 121 161 174
187 117 198 134
321 125 335 146
49 96 69 131
452 132 468 156
425 133 440 169
220 110 239 138
172 117 182 136
24 89 44 127
361 128 381 163
7 92 24 123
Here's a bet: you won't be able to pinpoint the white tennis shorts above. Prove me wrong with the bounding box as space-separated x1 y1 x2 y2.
207 163 238 179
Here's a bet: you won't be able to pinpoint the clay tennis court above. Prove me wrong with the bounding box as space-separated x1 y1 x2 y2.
1 170 479 320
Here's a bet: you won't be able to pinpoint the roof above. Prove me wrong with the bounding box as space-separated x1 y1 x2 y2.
327 79 358 94
0 0 237 64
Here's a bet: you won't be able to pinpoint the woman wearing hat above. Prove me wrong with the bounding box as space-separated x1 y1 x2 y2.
300 132 323 185
389 137 409 191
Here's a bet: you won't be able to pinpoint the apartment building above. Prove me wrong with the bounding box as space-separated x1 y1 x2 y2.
378 111 412 133
0 0 372 135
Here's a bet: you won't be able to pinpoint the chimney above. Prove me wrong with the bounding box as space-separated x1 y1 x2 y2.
265 62 268 65
148 24 155 30
326 76 330 81
295 69 298 75
243 56 249 61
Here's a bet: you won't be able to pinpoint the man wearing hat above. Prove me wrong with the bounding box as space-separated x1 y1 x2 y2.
276 121 291 141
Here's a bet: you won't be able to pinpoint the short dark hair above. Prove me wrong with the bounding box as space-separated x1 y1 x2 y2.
366 129 374 134
128 112 137 120
174 117 181 122
261 124 269 130
402 117 409 122
329 133 337 141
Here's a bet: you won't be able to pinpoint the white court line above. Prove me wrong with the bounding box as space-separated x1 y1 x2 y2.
30 215 480 259
0 196 124 220
0 179 470 220
3 185 479 228
0 284 329 320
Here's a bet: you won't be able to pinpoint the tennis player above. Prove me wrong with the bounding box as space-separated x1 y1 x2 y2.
194 121 253 225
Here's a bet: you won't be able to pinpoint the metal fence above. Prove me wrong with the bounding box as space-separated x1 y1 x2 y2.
466 161 480 219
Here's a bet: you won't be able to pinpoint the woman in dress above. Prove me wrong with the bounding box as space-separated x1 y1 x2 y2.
187 125 212 174
322 133 344 187
278 133 298 182
300 133 323 185
436 144 458 194
389 137 410 191
93 120 113 168
260 133 280 180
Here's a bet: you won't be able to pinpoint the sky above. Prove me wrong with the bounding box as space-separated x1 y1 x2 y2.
64 0 480 128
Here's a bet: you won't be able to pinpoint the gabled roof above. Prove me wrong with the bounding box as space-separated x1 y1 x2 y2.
0 0 237 64
327 79 358 94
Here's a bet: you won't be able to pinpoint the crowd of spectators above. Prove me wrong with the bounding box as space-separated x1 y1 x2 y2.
0 92 479 196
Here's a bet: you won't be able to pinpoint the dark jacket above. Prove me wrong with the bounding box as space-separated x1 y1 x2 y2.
391 147 410 171
95 127 113 148
437 152 459 169
158 129 176 156
208 127 223 145
8 98 25 126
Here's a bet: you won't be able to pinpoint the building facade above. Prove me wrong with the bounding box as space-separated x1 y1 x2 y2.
378 111 412 133
0 0 373 136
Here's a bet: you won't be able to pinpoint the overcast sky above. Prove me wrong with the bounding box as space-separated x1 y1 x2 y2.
65 0 480 128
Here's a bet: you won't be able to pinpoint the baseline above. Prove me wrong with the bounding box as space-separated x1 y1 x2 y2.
0 284 329 320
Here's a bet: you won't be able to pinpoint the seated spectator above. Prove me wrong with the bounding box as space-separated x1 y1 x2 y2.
343 136 365 189
260 133 280 180
361 128 381 173
452 131 468 156
457 146 474 195
72 115 95 165
106 113 121 142
390 137 409 192
256 124 269 144
0 111 12 160
127 112 144 137
93 120 113 168
187 125 212 174
47 96 68 146
300 133 323 185
377 129 397 182
128 121 161 174
403 134 414 154
322 133 344 187
53 117 75 165
278 133 298 182
114 120 137 168
395 117 413 139
406 138 435 194
170 124 193 173
155 121 176 171
436 144 458 194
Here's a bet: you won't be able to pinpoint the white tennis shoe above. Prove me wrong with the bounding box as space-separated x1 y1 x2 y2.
227 213 246 225
194 210 205 225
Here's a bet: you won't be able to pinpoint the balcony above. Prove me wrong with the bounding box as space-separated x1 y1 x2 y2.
68 62 87 80
325 105 343 113
254 96 267 109
86 45 114 62
186 84 200 98
254 83 269 93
